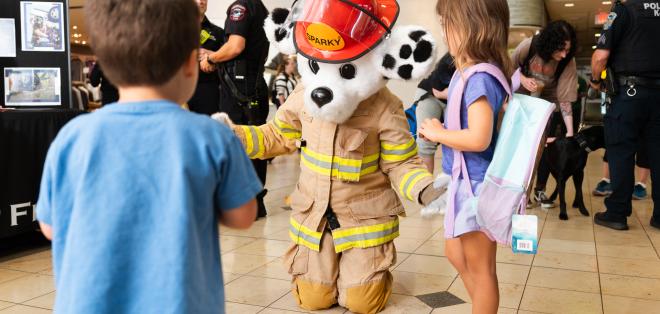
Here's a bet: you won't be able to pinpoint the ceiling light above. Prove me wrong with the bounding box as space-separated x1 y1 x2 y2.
75 40 80 44
602 1 612 5
564 3 575 7
595 33 601 37
73 25 78 30
592 45 597 49
82 41 86 45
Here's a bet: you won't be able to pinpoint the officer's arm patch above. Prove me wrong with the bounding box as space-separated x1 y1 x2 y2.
603 12 617 30
230 4 247 22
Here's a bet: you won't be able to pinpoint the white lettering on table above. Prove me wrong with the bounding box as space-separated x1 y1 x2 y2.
9 202 34 226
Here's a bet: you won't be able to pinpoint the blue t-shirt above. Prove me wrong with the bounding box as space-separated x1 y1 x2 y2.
37 100 263 314
442 72 507 182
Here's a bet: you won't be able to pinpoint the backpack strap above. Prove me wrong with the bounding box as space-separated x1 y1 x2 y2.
446 63 512 196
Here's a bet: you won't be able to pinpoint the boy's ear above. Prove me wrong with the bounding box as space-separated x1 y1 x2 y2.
375 25 437 81
264 8 296 55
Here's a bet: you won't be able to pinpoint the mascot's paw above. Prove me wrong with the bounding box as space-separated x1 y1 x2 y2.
211 112 235 129
419 181 448 207
421 193 447 217
377 25 437 81
433 173 451 190
421 173 451 217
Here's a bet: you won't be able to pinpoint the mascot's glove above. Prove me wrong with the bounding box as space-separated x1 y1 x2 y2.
419 173 451 217
211 112 235 129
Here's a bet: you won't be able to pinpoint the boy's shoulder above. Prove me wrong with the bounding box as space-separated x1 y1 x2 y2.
55 101 235 146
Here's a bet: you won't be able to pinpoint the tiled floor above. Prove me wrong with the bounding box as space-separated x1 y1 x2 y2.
1 150 658 314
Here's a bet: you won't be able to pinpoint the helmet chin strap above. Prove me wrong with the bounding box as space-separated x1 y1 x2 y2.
337 0 393 35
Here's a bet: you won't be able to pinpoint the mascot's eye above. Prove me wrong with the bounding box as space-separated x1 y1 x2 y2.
339 64 356 80
309 60 320 74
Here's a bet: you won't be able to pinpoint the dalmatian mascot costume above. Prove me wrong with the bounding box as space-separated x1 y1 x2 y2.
214 0 442 312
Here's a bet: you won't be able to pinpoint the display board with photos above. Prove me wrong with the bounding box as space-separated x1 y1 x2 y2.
0 0 70 108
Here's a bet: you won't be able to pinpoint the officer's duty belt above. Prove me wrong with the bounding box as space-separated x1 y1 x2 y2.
617 76 660 89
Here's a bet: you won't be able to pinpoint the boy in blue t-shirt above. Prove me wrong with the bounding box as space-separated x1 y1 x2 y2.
36 0 262 313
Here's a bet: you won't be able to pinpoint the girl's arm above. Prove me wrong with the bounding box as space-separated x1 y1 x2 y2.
419 96 494 152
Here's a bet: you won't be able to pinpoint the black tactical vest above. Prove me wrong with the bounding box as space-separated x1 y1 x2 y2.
612 0 660 78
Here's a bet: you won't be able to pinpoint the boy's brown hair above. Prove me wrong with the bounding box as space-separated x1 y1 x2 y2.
436 0 512 80
85 0 200 87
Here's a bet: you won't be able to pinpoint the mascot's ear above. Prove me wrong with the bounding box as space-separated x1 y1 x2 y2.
376 25 437 81
264 8 296 55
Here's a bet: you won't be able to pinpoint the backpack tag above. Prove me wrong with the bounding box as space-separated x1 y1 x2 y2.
511 214 538 254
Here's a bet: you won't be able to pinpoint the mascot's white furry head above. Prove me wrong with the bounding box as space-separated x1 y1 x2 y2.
265 0 437 124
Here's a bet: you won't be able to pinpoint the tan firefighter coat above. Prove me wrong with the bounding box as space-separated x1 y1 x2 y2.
232 85 433 253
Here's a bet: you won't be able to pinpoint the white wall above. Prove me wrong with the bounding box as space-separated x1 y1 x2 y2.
206 0 447 106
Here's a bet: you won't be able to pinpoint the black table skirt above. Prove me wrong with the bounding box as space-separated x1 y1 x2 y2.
0 109 83 238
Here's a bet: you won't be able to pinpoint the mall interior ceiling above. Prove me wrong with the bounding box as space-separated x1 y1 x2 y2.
68 0 614 66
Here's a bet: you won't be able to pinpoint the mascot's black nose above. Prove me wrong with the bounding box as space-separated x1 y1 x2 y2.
311 87 333 108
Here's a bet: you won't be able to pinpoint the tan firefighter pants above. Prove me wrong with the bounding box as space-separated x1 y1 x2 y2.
283 230 396 314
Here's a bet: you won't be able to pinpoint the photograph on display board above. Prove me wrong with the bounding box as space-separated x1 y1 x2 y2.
20 1 64 52
4 67 61 106
0 18 17 57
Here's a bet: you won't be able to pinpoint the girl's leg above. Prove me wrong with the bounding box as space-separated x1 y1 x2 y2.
445 238 474 299
461 232 498 314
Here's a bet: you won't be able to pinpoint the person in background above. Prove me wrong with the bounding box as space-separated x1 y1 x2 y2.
200 0 270 219
188 0 225 115
272 55 298 108
416 52 456 172
594 155 650 199
89 62 119 105
420 0 512 312
36 0 261 312
511 20 578 208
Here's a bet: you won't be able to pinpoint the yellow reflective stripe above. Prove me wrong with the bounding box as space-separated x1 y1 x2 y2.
241 125 255 156
381 138 416 151
399 169 432 201
334 231 399 253
300 148 379 181
273 117 301 140
332 220 400 253
363 152 379 163
332 220 399 239
381 139 418 162
290 217 323 239
289 217 322 251
289 230 320 251
240 126 265 159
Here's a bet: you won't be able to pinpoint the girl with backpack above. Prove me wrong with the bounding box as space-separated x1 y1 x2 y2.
419 0 512 312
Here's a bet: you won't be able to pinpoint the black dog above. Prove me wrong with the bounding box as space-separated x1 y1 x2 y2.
545 126 605 220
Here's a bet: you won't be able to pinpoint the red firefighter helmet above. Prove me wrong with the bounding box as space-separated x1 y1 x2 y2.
288 0 399 63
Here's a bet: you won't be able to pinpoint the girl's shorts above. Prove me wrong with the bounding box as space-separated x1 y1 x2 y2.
444 178 483 238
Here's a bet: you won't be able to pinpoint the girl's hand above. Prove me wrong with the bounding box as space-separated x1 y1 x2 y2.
419 118 445 143
520 74 538 93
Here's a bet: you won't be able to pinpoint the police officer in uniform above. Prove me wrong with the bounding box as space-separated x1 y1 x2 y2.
189 0 225 115
200 0 270 218
590 0 660 230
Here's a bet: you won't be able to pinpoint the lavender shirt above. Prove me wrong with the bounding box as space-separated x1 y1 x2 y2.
441 72 507 182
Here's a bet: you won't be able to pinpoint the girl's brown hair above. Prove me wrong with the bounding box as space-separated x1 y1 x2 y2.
276 55 297 77
436 0 512 81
